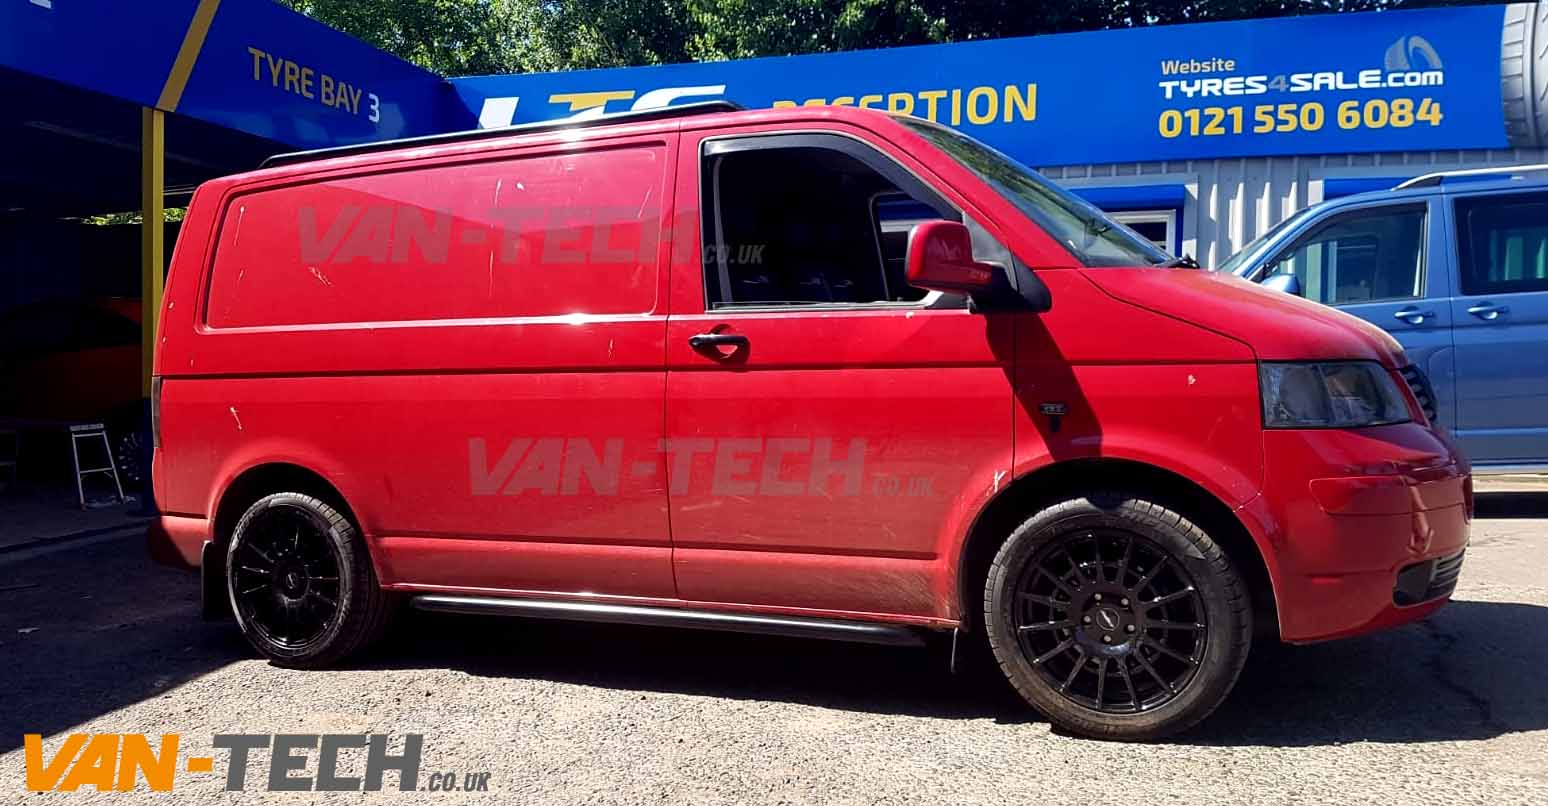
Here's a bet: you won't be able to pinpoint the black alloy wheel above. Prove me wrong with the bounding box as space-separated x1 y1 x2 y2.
1012 528 1208 713
113 429 143 489
984 492 1252 741
225 492 393 667
229 501 345 649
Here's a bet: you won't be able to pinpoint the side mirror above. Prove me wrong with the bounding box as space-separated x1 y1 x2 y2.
1261 272 1303 297
905 220 998 294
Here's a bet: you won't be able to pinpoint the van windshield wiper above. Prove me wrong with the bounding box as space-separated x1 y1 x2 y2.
1155 254 1199 269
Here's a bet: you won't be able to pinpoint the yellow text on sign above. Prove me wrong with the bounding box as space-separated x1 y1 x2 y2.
773 84 1037 126
1157 97 1444 138
246 46 380 122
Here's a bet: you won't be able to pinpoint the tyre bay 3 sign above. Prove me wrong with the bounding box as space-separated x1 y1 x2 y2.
453 3 1548 167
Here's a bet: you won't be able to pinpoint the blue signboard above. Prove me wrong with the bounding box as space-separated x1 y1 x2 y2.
0 0 469 147
0 1 189 109
451 5 1514 166
178 0 472 146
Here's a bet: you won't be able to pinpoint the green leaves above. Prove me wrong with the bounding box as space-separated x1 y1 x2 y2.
281 0 1493 76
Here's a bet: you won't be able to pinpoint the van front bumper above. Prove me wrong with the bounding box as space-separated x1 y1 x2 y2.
1244 425 1471 643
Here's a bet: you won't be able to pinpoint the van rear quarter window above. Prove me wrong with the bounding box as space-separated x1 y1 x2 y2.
204 144 667 328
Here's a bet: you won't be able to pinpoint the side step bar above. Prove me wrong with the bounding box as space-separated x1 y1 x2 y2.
409 595 926 647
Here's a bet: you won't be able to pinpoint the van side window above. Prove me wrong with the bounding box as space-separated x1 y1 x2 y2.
205 145 667 328
700 143 949 308
1456 192 1548 296
1261 206 1426 306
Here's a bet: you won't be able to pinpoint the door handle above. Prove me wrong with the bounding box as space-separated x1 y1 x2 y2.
1466 302 1510 321
689 333 749 351
1393 306 1434 324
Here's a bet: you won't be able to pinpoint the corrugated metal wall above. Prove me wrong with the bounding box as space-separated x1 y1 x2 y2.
1044 148 1548 267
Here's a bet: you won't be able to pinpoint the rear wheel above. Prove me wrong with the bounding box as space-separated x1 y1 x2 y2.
984 492 1251 741
226 492 391 667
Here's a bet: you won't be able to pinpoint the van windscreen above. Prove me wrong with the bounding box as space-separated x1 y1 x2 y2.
895 117 1169 268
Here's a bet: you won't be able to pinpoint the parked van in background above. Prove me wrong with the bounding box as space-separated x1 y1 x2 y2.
1221 167 1548 473
148 103 1470 741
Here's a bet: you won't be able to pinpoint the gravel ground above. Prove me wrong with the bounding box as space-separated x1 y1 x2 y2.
2 486 1546 805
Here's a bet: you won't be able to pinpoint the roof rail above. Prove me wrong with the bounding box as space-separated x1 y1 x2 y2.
1395 163 1548 189
259 100 745 169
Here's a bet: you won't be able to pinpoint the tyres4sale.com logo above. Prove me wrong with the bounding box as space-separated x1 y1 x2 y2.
23 733 492 793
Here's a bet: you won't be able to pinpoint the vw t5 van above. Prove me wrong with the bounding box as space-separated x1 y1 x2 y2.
148 103 1470 741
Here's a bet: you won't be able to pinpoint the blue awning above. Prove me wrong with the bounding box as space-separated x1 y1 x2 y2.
1071 184 1187 211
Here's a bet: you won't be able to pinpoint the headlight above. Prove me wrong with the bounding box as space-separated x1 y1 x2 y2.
1259 361 1411 428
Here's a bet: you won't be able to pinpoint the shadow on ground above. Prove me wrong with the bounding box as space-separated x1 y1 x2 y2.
1183 599 1548 746
0 537 247 755
5 532 1547 751
369 596 1548 746
1475 491 1548 519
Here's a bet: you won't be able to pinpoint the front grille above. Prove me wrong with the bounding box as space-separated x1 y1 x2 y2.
1394 550 1465 606
1399 365 1438 423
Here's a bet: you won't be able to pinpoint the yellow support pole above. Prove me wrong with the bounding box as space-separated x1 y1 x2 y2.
141 107 164 397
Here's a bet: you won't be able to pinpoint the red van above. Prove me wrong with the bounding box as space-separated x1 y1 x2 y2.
148 103 1470 740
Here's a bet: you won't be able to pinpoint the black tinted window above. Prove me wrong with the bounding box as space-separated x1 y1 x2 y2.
1456 193 1548 296
702 145 942 307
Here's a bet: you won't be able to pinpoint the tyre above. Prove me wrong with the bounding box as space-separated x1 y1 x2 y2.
1501 2 1548 149
225 492 392 667
113 429 142 489
983 492 1252 741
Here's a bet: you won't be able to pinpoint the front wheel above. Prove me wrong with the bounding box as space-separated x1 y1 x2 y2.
984 492 1252 741
226 492 392 667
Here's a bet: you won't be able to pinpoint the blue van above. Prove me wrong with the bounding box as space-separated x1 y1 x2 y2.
1221 167 1548 472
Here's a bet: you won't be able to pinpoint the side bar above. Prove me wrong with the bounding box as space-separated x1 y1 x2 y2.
409 595 926 646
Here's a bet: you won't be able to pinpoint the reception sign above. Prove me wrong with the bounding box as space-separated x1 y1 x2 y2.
452 4 1522 167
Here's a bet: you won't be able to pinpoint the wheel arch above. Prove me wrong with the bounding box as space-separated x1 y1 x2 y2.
953 457 1280 639
204 462 375 619
212 462 362 553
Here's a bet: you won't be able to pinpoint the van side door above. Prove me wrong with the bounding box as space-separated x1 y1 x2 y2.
1256 198 1455 430
660 125 1015 621
1447 189 1548 467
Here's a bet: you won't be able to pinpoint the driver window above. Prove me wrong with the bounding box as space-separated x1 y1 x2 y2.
701 144 949 308
1262 206 1426 306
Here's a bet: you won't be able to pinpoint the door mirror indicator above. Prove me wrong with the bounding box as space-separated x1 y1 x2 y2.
905 221 999 294
1261 272 1304 297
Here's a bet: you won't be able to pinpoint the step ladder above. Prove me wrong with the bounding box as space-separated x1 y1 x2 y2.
69 423 124 509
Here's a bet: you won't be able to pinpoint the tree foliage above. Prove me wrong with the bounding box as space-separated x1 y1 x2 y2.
282 0 1499 76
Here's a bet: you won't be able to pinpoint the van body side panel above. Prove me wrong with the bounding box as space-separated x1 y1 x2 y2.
164 135 678 598
1009 270 1265 510
663 123 1015 620
154 181 227 520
